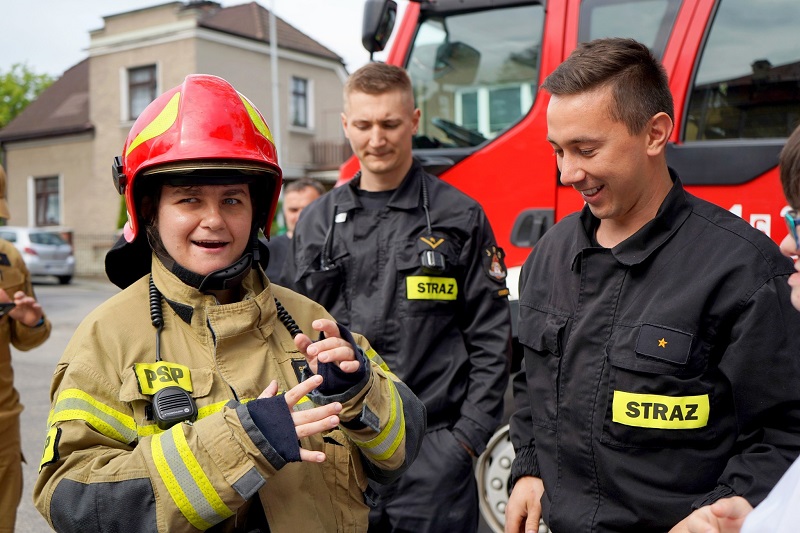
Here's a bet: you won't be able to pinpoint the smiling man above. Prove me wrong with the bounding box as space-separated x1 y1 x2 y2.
505 38 800 533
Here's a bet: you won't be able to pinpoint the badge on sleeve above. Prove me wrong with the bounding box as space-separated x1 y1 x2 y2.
483 246 507 283
39 426 61 472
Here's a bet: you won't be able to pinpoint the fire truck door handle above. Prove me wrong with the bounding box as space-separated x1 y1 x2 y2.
510 209 555 248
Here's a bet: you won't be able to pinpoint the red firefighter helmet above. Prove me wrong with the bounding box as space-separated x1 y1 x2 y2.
112 74 282 243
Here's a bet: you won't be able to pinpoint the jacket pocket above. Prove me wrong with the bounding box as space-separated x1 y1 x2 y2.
517 307 569 430
120 365 215 439
0 265 25 293
600 323 717 448
319 429 370 529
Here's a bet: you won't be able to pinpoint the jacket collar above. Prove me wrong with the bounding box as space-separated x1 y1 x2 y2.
341 160 424 212
572 168 692 268
150 257 276 339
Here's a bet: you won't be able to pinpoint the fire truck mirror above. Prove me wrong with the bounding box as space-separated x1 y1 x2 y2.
362 0 397 55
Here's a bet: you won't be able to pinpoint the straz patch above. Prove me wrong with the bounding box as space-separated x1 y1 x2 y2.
134 362 193 395
39 426 61 472
406 276 458 300
484 246 507 282
612 391 709 429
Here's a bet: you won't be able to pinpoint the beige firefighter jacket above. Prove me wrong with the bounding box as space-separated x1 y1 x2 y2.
0 239 51 435
34 257 423 532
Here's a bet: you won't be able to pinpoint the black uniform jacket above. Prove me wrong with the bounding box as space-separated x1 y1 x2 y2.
509 174 800 532
285 162 511 454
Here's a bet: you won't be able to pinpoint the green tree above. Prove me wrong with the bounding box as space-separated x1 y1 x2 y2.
0 63 55 129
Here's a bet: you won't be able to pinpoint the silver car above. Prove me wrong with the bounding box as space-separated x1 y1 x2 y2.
0 226 75 284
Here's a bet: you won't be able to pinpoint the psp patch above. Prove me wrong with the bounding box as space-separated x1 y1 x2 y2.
612 391 709 429
39 426 61 472
483 246 507 283
134 361 193 395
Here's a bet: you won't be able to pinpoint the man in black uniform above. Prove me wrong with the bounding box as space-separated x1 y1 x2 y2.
285 62 511 533
263 178 324 285
505 38 800 533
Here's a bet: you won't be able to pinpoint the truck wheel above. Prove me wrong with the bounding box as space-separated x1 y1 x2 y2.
476 425 513 533
476 425 549 533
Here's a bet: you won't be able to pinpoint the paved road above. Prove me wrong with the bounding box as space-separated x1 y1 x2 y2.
13 276 120 533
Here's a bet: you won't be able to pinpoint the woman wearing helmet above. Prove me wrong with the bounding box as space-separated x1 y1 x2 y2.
33 75 425 533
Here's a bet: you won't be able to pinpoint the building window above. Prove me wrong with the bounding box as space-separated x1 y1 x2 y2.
34 177 60 226
128 65 157 120
291 76 309 128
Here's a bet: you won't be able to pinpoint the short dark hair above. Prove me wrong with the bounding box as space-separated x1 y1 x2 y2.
343 62 413 107
780 124 800 208
541 38 674 134
284 178 325 196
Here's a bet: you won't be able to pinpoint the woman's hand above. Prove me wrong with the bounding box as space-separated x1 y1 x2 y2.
293 319 361 374
258 376 341 462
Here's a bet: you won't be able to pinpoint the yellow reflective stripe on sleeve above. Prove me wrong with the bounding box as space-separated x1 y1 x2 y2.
152 425 234 530
51 389 137 444
138 399 242 438
355 380 405 461
126 92 180 156
612 391 710 429
198 400 230 419
293 395 314 411
365 347 393 375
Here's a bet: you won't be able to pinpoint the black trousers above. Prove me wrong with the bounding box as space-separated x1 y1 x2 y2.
368 426 479 533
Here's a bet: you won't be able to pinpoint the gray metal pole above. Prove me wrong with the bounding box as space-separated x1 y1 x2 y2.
268 0 282 165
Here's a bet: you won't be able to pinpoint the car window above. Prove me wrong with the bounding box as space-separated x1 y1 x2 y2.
30 232 67 246
0 231 16 243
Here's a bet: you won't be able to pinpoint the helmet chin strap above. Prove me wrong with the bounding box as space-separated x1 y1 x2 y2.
146 226 258 292
197 253 253 291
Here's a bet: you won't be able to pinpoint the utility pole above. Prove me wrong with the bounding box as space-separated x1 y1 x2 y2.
268 0 282 165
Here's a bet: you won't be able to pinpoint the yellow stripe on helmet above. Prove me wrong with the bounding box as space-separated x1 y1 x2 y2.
239 94 274 143
126 92 181 157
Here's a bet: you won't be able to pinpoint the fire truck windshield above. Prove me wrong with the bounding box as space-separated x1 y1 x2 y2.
407 4 545 149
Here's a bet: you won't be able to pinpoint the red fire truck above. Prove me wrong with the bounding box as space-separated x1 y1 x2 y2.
349 1 800 530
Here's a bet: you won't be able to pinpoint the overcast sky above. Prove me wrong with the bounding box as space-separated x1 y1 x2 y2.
1 0 407 78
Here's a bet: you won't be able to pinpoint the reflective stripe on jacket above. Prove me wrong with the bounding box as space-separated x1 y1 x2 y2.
34 257 423 532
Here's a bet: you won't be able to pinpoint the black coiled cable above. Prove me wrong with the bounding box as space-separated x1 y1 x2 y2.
275 298 302 338
149 277 164 361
